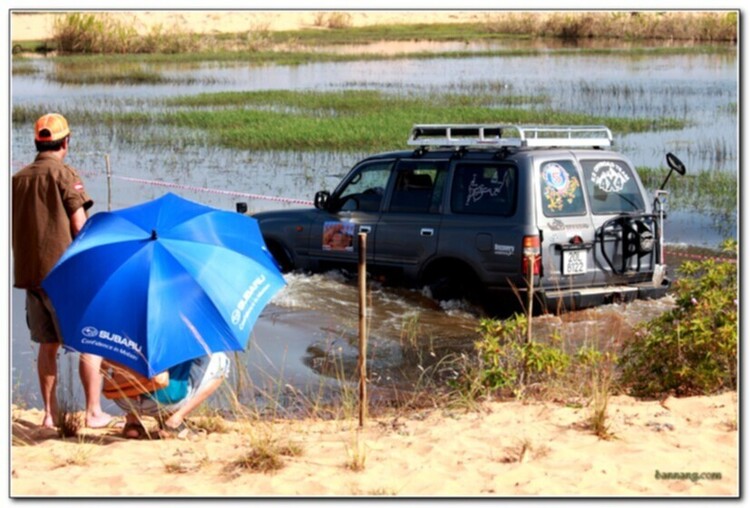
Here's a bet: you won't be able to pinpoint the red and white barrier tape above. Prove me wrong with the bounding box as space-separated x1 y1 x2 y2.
113 175 314 206
12 160 314 207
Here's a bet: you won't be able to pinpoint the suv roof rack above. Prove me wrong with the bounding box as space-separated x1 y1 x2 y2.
407 124 613 149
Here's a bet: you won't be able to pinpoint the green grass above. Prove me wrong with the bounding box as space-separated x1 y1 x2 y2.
12 89 688 153
12 85 693 161
159 90 686 152
16 43 734 68
51 68 169 85
11 62 39 76
265 22 524 46
637 166 737 212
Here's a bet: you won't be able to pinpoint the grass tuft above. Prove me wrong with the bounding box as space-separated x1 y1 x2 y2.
227 438 302 474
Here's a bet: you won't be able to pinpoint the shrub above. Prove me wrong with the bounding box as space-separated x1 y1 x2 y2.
52 13 199 54
312 12 353 30
619 240 738 397
474 314 570 393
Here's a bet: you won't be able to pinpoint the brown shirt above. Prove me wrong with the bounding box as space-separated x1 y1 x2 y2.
12 152 93 289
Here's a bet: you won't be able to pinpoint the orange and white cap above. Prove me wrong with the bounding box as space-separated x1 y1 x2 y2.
34 113 70 142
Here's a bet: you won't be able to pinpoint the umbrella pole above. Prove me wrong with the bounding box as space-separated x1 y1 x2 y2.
358 232 368 428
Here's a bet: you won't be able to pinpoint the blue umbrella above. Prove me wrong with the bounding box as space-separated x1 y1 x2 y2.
42 192 286 378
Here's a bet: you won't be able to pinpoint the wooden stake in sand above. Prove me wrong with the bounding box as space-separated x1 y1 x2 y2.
358 232 368 428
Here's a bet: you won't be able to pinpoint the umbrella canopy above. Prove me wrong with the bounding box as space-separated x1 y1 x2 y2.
42 192 286 378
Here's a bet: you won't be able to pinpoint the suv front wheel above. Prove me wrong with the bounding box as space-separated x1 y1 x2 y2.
264 239 295 273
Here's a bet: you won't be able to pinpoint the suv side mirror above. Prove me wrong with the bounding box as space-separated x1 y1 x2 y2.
666 153 687 176
314 191 330 210
660 152 687 190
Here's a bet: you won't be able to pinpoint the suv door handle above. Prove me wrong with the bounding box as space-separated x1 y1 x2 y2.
420 228 434 237
359 225 372 234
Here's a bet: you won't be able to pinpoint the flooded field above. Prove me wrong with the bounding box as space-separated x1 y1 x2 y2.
9 38 738 412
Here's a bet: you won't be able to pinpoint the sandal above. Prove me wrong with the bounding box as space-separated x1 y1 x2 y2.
155 420 193 440
122 422 150 440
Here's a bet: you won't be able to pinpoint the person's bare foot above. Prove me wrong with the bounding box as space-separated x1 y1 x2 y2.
86 411 121 429
41 413 57 429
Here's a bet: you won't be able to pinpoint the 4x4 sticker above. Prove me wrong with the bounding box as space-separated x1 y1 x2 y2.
542 162 580 212
591 161 630 193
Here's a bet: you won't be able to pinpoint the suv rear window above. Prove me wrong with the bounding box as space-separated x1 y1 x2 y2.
451 163 517 216
540 160 586 217
581 159 645 214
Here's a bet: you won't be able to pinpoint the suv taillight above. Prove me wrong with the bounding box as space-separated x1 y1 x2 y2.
522 235 542 276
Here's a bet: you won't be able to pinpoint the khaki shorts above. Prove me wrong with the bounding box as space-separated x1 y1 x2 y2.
26 289 63 345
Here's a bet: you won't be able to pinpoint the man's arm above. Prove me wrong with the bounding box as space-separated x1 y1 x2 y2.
70 207 87 236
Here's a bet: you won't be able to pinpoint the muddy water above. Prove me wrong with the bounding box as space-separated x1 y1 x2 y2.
9 39 738 412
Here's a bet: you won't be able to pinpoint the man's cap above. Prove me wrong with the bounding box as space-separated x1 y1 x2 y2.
34 113 70 142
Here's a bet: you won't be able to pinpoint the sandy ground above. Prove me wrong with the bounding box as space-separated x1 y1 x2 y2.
10 10 494 42
10 391 738 497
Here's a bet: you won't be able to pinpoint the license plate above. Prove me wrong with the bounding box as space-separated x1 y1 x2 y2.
562 249 587 275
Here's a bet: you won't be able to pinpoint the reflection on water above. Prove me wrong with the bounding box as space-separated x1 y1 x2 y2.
10 39 737 412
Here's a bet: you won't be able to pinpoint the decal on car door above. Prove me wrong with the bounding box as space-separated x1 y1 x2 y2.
322 221 355 251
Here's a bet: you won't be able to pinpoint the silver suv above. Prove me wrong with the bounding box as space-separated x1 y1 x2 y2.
253 124 685 313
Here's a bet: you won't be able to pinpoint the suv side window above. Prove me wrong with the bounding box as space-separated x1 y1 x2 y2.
389 160 448 214
335 161 393 212
451 162 517 216
540 160 586 217
581 159 645 214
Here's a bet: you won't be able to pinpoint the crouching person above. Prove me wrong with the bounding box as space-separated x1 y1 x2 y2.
105 353 231 440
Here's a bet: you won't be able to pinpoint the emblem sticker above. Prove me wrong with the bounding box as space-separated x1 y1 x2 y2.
543 162 571 192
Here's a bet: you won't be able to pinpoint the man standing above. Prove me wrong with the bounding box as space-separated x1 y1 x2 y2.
12 113 114 429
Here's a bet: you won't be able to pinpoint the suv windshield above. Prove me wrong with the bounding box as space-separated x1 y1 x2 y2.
451 162 517 216
581 159 645 214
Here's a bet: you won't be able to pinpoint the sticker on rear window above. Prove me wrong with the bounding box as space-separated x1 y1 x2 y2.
542 162 580 212
590 161 630 193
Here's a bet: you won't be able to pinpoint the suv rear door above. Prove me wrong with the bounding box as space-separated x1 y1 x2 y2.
535 157 598 289
578 156 655 284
